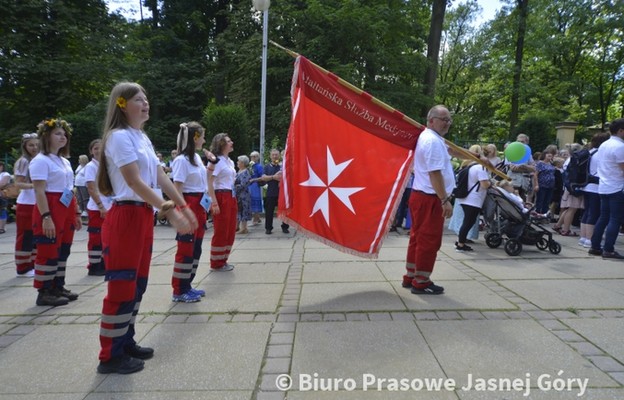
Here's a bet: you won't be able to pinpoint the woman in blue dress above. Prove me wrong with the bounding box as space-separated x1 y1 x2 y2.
249 151 264 225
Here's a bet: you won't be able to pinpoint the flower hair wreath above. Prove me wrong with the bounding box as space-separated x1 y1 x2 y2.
36 118 73 136
116 96 127 109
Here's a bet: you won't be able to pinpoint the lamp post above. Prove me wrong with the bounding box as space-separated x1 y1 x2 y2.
252 0 270 160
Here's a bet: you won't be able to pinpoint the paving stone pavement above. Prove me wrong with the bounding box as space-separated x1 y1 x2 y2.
0 219 623 399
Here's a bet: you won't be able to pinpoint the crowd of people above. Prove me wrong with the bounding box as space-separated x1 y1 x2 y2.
0 81 295 375
2 94 623 374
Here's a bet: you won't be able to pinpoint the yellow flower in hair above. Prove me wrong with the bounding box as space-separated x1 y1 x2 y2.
46 119 56 127
116 96 127 109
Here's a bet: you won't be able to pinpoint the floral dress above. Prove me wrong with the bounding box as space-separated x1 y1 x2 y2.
235 169 252 222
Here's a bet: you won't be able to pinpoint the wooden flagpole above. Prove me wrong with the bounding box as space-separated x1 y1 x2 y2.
270 40 510 181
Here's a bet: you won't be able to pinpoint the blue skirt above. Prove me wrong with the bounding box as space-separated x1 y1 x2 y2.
249 182 263 213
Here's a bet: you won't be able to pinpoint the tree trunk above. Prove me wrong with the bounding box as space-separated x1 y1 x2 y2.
510 0 529 136
214 0 228 105
422 0 447 116
144 0 159 28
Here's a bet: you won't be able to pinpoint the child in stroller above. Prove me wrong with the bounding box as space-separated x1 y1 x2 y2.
482 180 562 256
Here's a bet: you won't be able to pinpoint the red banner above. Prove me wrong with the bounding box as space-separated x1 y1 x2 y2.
278 56 423 258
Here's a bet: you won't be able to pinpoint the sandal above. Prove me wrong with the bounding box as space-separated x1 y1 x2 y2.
552 225 562 233
560 230 578 237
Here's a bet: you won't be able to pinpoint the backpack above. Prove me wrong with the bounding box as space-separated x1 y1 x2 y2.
563 148 599 197
452 164 480 199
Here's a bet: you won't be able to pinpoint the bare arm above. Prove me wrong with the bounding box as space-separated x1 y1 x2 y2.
33 180 56 238
173 180 184 194
158 167 198 231
429 170 453 218
119 162 169 208
207 166 219 214
86 181 106 217
14 175 33 190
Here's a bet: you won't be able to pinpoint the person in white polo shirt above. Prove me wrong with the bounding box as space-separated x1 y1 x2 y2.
588 118 624 259
30 118 82 307
402 105 463 295
84 139 112 276
96 82 197 375
170 121 212 303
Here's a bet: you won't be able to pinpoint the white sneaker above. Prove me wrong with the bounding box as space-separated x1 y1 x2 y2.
17 269 35 278
583 238 592 248
578 238 586 246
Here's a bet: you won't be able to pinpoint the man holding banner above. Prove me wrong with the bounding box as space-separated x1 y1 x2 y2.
402 105 457 295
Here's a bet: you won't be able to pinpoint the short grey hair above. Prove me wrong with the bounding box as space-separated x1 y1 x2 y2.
250 151 260 160
238 155 250 166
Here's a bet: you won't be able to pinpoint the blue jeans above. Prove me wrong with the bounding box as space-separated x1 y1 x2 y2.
590 191 624 253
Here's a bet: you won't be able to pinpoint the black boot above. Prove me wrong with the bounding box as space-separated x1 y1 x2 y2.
125 344 154 360
36 289 69 307
53 286 79 301
97 355 144 374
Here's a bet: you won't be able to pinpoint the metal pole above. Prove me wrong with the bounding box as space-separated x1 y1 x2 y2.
259 8 268 160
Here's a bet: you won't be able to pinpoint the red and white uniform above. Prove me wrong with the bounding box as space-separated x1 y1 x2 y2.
171 153 208 294
99 128 159 363
210 155 237 269
14 157 37 274
84 159 112 274
29 153 77 290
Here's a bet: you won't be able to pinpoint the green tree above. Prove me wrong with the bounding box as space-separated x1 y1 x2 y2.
0 0 129 158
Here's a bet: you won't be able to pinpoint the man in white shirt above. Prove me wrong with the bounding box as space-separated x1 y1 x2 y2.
588 118 624 259
403 105 463 295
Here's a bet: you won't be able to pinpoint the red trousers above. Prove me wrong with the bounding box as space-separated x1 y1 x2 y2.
99 203 153 362
210 191 237 269
405 191 444 289
172 194 207 295
32 194 77 290
87 210 105 273
15 203 36 274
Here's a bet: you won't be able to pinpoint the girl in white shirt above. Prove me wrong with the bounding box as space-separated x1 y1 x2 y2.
14 133 39 277
170 122 213 303
96 82 197 375
30 118 82 307
84 139 111 276
207 133 238 271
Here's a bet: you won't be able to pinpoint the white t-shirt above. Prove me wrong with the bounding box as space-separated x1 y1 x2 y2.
595 135 624 195
457 164 489 208
411 128 455 196
211 155 236 191
74 164 87 186
105 128 160 202
14 157 36 205
29 153 74 192
171 154 208 193
84 159 112 211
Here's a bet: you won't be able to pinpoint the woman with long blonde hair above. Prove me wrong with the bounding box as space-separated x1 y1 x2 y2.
96 82 197 375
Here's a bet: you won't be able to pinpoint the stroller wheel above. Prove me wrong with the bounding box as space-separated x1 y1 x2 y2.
485 233 503 248
549 241 562 255
505 239 522 256
536 237 549 250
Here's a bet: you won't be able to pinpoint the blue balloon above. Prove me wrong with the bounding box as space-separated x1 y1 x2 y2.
511 144 532 165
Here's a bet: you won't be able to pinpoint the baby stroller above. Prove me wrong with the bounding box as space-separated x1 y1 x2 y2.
482 187 561 256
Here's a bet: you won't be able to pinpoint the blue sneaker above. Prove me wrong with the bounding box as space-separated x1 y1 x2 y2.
189 288 206 297
172 291 201 303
